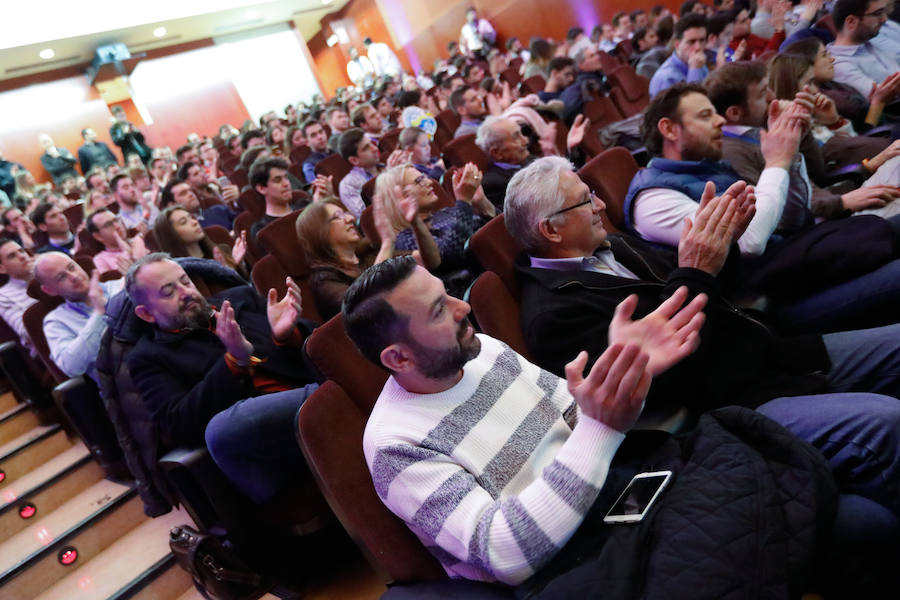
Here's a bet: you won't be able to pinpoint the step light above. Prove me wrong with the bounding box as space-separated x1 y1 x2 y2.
18 502 36 519
58 546 78 566
0 469 5 482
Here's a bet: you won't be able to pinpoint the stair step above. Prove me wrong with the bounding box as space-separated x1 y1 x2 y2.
0 479 138 598
0 403 38 446
0 445 101 538
0 391 18 414
34 506 191 600
0 425 71 488
122 555 195 600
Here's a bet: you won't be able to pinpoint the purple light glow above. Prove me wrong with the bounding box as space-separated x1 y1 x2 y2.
377 0 423 73
571 0 601 32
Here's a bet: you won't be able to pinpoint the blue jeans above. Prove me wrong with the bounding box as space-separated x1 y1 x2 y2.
775 257 900 333
822 322 900 397
205 384 318 504
757 392 900 516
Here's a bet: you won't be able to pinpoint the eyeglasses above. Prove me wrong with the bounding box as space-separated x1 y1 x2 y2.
411 174 430 187
546 192 601 218
863 8 887 18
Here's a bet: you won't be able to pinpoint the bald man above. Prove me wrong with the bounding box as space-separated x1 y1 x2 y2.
35 253 123 380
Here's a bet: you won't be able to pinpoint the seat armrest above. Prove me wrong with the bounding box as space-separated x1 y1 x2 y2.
0 341 51 409
821 163 868 188
629 147 650 166
862 125 894 138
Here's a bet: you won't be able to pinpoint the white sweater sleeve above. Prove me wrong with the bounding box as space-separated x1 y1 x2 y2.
368 416 624 585
631 166 789 256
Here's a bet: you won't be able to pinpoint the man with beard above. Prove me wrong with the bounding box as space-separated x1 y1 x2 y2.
124 254 318 504
828 0 900 98
35 252 124 380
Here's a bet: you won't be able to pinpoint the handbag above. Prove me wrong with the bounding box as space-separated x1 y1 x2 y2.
169 524 268 600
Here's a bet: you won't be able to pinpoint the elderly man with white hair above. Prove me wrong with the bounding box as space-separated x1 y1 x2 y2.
476 115 588 211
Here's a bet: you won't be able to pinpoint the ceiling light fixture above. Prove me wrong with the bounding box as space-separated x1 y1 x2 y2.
153 27 167 38
39 48 55 60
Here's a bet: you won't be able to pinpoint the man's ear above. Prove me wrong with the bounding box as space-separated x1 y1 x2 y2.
39 283 53 297
134 304 156 324
254 183 267 196
347 156 361 167
487 146 503 162
380 342 412 373
724 104 744 124
537 217 563 246
37 223 48 233
657 117 680 144
91 230 104 244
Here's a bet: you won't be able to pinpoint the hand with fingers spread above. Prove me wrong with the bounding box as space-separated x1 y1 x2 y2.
387 149 410 169
372 192 398 250
395 184 420 224
212 245 228 268
267 277 303 342
566 115 590 151
870 72 900 107
452 163 482 203
215 300 253 364
841 185 900 211
231 230 248 265
608 286 706 377
678 181 755 274
564 344 652 432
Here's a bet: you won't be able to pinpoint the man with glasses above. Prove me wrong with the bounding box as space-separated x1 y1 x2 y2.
828 0 900 98
88 209 148 275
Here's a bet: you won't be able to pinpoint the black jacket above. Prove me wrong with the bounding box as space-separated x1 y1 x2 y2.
40 150 78 184
78 141 118 175
516 235 831 413
127 284 315 447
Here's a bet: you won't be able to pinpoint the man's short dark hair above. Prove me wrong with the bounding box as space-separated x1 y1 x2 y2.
548 56 575 73
86 208 113 234
300 118 321 137
30 202 57 228
706 61 768 116
240 145 270 172
109 173 131 194
631 8 646 19
240 128 265 150
449 85 471 114
175 144 195 162
363 37 373 46
342 255 418 366
0 237 17 251
706 12 734 37
505 37 519 51
566 27 584 41
176 161 198 182
80 128 91 139
675 12 707 39
339 128 368 161
642 82 708 156
159 179 184 209
612 11 627 27
249 156 290 190
397 90 422 109
350 104 372 128
833 0 871 30
440 74 464 91
680 0 701 16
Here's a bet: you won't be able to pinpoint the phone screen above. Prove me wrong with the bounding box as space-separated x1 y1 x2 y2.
605 472 671 521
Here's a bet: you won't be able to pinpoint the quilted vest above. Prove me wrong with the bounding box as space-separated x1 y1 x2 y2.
623 158 741 235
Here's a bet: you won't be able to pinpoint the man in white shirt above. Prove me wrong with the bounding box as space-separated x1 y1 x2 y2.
0 239 37 351
828 0 900 98
35 252 123 381
364 37 402 78
346 48 376 89
459 8 496 57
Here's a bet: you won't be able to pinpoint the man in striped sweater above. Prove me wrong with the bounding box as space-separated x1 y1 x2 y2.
342 255 706 585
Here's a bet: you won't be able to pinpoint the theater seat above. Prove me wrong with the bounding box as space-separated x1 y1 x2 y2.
435 109 462 147
520 75 546 95
499 67 522 87
251 254 289 300
314 154 353 187
606 66 651 117
467 271 533 361
597 51 623 74
379 128 403 158
296 380 447 584
579 96 625 157
361 177 377 207
233 211 265 266
442 134 490 172
237 187 265 217
203 225 232 247
467 214 524 301
577 147 640 233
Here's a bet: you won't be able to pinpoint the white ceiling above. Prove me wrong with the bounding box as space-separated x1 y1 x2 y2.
0 0 350 81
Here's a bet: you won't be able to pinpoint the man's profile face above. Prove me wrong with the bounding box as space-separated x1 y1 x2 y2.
670 92 726 161
461 89 486 118
639 30 659 52
89 174 109 194
83 128 97 142
172 182 201 213
330 110 350 132
743 78 775 127
37 253 90 301
384 266 481 380
134 260 210 331
854 0 889 42
732 9 751 38
353 138 380 168
579 47 603 72
364 107 384 134
0 241 34 280
179 149 199 166
675 27 707 62
41 207 71 236
91 210 127 247
186 164 208 188
549 170 609 254
490 119 530 165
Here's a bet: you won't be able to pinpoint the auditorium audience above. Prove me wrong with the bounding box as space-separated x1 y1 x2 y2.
650 14 711 97
31 202 78 254
450 85 489 137
300 119 332 183
249 156 308 242
0 239 37 352
152 206 247 276
110 173 156 232
160 179 236 230
88 209 149 275
828 0 900 97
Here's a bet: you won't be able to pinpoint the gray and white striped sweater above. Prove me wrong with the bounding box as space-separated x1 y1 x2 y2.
363 334 625 585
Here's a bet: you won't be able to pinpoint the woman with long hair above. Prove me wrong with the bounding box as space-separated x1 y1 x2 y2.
152 205 248 277
296 195 439 320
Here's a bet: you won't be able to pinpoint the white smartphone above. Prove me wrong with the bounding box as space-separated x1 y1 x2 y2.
603 470 673 524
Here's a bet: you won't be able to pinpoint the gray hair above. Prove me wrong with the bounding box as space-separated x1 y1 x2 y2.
125 252 173 305
574 46 589 66
504 156 574 254
475 115 511 154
